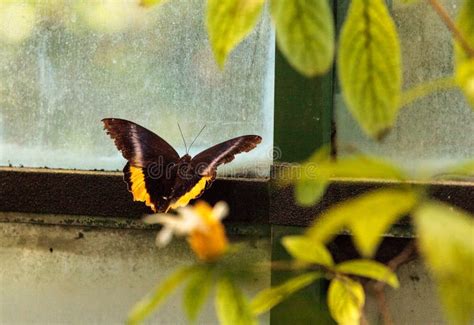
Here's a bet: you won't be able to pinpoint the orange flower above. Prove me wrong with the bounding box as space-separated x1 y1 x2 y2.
187 201 229 262
143 201 229 262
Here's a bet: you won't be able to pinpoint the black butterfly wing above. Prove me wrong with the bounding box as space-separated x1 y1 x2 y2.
122 162 178 213
102 118 180 212
191 135 262 177
102 118 179 167
167 135 262 210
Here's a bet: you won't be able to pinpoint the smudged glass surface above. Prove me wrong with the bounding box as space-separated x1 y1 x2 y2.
335 0 474 175
0 1 274 177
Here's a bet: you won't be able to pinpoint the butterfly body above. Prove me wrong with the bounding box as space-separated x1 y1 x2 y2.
102 118 261 213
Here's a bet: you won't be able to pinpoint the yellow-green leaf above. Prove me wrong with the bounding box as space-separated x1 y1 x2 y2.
338 0 402 139
449 160 474 176
455 0 474 109
335 259 399 288
183 266 213 321
294 147 406 207
294 145 331 206
328 277 365 325
271 0 335 77
435 159 474 180
216 277 257 325
456 59 474 109
295 177 329 207
207 0 265 68
415 201 474 325
307 189 419 257
251 272 322 315
127 266 197 325
282 235 334 267
139 0 165 7
328 155 406 180
455 0 474 64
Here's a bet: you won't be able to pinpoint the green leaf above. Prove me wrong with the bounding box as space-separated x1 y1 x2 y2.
327 277 365 325
455 0 474 109
338 0 402 139
455 0 474 64
294 147 406 207
328 155 406 180
294 145 331 206
271 0 335 77
307 189 419 257
183 266 214 322
215 277 257 325
456 59 474 109
434 159 474 180
449 160 474 176
251 272 323 315
415 201 474 325
207 0 265 68
139 0 165 7
282 235 334 267
127 266 197 325
335 259 399 288
295 177 330 207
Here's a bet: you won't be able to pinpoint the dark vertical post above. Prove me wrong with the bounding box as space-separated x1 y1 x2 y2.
270 0 336 323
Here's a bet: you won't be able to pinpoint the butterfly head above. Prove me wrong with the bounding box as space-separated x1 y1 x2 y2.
180 154 192 162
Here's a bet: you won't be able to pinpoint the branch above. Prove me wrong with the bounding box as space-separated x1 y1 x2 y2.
426 0 474 58
374 290 393 325
369 241 418 325
400 76 457 108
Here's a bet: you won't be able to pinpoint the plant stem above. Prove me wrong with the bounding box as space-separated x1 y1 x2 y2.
426 0 474 58
369 241 417 325
400 76 457 108
374 290 393 325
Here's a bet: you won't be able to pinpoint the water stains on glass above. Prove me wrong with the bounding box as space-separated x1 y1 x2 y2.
0 1 275 177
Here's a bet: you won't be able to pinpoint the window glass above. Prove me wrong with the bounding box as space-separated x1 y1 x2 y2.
0 1 274 177
335 0 474 173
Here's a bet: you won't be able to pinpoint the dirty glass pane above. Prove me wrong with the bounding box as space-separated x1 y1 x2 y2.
335 0 474 173
0 1 274 176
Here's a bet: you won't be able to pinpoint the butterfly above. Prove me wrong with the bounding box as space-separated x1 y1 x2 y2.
102 118 262 213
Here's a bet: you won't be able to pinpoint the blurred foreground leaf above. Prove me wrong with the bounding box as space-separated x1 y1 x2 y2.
456 59 474 109
338 0 402 139
282 235 334 267
335 259 399 288
434 159 474 180
207 0 265 68
271 0 335 77
251 272 323 315
139 0 166 7
455 0 474 64
294 145 331 206
415 202 474 325
327 155 406 180
455 0 474 109
294 146 405 207
184 266 214 321
216 277 257 325
328 277 365 325
127 266 198 325
295 177 329 207
307 188 419 257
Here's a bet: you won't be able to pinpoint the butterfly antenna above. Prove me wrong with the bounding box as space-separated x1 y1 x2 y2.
188 125 206 153
177 122 188 154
